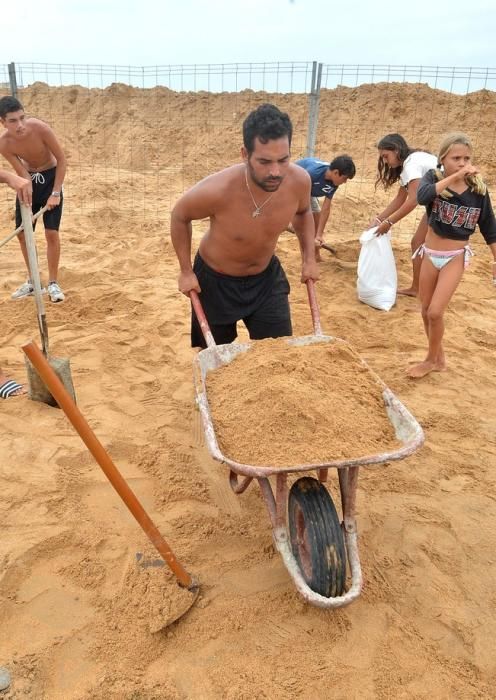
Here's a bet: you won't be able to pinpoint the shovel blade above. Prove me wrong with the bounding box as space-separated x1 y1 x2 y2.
25 355 76 407
117 555 199 633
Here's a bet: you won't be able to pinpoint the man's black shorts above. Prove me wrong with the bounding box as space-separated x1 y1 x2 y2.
15 166 63 231
191 252 292 348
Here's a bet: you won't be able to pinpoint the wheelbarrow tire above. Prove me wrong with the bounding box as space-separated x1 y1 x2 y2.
288 476 346 597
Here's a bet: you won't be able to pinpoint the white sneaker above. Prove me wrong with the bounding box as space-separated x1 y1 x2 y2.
11 281 34 299
47 281 65 303
11 281 47 299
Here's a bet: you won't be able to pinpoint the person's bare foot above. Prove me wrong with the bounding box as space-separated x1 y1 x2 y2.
406 360 446 378
397 287 418 297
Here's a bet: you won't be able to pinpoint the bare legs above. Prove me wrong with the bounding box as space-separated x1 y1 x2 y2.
398 213 428 297
407 253 464 378
16 228 61 283
45 230 60 282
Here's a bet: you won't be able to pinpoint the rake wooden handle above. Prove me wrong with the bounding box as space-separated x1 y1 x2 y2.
22 340 197 590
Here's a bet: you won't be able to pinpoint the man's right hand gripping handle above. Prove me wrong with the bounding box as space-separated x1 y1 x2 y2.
178 270 201 296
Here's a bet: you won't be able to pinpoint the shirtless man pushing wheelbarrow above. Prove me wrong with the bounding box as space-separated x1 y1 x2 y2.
171 103 320 348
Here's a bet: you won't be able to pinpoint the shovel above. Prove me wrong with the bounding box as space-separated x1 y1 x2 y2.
22 340 199 629
20 203 76 407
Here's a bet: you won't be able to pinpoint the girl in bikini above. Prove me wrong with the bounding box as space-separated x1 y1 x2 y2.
407 133 496 379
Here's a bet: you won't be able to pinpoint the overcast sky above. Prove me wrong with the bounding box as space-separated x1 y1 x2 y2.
1 0 494 77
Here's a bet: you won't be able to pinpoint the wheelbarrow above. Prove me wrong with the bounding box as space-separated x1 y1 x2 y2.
190 281 424 608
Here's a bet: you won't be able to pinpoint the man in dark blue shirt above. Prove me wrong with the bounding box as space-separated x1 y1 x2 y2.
290 155 355 258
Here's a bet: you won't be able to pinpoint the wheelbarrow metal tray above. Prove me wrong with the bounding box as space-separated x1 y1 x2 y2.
193 334 424 477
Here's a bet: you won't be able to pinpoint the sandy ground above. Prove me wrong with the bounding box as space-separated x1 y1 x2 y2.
0 82 496 698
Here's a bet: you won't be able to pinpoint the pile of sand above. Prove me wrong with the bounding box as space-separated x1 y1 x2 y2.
206 338 400 466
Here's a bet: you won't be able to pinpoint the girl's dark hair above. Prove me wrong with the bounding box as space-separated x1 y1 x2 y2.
242 103 292 154
375 133 413 190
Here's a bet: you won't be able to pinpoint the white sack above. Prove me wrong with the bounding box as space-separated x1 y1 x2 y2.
356 227 397 311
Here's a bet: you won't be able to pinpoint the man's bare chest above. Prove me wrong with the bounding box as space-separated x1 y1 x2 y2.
220 196 296 230
8 135 49 164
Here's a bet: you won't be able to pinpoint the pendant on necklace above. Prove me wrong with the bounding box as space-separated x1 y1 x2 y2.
252 209 261 218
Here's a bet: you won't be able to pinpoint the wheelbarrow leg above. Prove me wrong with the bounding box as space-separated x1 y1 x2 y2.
229 470 253 494
229 472 288 531
318 468 329 482
275 473 288 528
340 466 359 533
338 467 348 518
337 466 363 598
258 476 278 529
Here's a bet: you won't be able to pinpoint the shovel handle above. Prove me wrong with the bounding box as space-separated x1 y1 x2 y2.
20 204 49 355
22 340 196 591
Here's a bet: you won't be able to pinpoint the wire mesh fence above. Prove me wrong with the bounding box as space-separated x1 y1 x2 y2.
12 62 317 93
320 64 496 93
8 62 496 93
1 61 496 237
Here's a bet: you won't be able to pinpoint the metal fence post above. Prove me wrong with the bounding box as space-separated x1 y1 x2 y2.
8 62 18 97
306 62 322 157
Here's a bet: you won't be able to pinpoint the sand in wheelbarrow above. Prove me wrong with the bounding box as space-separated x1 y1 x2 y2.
206 338 401 467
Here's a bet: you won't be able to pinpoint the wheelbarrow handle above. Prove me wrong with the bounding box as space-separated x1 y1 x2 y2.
190 290 216 348
306 279 323 336
191 281 323 346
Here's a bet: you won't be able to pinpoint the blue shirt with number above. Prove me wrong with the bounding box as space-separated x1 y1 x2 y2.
297 158 338 200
